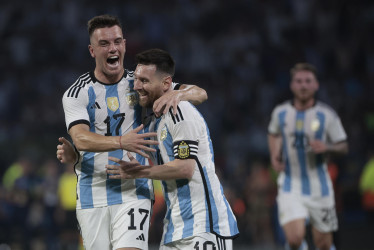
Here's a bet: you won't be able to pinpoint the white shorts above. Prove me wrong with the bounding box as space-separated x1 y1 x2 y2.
277 192 338 232
77 199 151 250
159 232 233 250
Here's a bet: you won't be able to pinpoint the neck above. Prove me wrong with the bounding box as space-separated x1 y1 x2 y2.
94 68 124 84
293 98 315 111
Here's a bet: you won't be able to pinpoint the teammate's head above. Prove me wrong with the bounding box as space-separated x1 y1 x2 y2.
290 63 319 103
134 49 175 108
87 15 126 83
87 15 123 39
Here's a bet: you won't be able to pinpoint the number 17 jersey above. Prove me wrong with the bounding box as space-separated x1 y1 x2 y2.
62 71 153 209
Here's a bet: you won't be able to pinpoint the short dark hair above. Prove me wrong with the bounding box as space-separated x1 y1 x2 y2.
135 49 175 77
87 14 122 37
290 63 318 79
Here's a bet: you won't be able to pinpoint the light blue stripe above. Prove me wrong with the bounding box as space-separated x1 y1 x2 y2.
203 167 220 234
220 185 239 235
295 111 310 195
105 85 123 205
279 111 291 192
80 152 95 208
176 179 194 238
315 112 329 196
128 78 151 199
80 86 96 208
162 181 174 244
191 104 214 162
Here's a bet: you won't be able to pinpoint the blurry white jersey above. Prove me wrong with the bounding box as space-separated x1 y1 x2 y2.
62 71 153 209
268 100 347 198
144 101 239 245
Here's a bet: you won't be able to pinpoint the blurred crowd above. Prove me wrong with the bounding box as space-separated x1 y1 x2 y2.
1 0 374 249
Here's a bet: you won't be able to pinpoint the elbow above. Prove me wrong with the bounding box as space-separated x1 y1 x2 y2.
72 135 88 151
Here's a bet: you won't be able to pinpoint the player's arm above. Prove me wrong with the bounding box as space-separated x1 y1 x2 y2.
153 83 208 116
268 133 285 172
309 140 348 155
107 152 195 180
69 123 158 158
57 137 78 164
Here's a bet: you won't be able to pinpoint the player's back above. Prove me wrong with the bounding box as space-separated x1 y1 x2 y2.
155 101 239 244
62 71 153 209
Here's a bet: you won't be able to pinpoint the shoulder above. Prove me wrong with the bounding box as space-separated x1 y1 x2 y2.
315 101 339 118
64 72 93 98
272 100 292 113
165 101 198 125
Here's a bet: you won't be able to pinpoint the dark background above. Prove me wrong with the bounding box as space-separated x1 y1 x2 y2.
0 0 373 249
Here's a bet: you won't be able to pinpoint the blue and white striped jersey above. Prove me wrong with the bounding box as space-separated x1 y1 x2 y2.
268 100 347 198
62 71 153 209
145 101 239 245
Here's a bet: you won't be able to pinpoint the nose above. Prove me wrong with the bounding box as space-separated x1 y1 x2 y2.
134 78 142 90
109 42 117 52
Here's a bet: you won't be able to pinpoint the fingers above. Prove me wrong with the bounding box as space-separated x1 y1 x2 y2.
59 137 70 145
133 124 144 133
108 156 121 164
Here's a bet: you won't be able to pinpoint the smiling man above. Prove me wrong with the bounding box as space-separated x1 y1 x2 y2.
106 49 239 250
61 15 208 250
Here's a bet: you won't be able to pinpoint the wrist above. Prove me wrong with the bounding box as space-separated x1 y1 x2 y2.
119 135 123 149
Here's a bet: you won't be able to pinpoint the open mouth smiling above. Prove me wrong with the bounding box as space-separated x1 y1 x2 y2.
107 55 119 65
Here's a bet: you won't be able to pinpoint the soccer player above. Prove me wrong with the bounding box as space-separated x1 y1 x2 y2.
267 63 348 250
106 48 239 250
61 15 208 250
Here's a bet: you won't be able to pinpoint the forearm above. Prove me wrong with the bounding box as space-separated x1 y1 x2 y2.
142 159 195 180
179 84 208 105
70 127 120 152
327 141 349 154
268 134 282 159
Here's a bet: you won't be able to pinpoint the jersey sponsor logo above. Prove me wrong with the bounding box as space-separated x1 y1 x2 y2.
107 97 119 111
177 141 190 159
126 91 138 106
160 125 168 141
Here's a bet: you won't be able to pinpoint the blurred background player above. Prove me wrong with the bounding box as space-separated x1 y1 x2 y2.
267 63 348 250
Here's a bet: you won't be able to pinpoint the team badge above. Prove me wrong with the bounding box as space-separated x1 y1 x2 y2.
178 141 190 159
126 91 138 106
311 118 320 132
160 125 168 141
107 97 119 111
296 120 303 131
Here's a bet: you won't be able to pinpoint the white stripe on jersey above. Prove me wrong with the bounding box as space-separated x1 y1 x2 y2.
62 71 153 209
268 100 347 198
145 101 239 245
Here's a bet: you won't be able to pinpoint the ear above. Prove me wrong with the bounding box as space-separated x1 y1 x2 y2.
163 76 172 92
88 44 95 58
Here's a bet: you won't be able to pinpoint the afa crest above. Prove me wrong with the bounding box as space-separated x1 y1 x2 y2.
160 126 168 141
178 141 190 159
107 97 119 111
126 91 138 106
296 120 304 131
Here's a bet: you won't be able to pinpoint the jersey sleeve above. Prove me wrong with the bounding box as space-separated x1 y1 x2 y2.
172 82 181 90
327 113 347 143
167 106 200 160
268 106 280 135
62 89 90 131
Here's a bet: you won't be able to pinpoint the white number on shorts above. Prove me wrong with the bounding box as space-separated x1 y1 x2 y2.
127 208 150 230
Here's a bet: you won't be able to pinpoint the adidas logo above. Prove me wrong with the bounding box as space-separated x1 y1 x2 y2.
90 102 101 109
136 233 145 241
